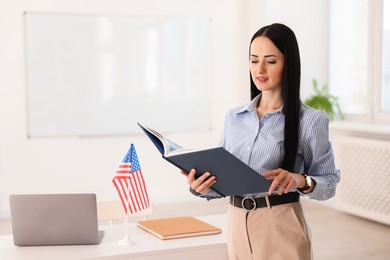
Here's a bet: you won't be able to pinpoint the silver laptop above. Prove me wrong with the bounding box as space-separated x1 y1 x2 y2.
9 193 104 246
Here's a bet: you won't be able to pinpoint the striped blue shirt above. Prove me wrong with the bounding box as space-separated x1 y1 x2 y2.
204 94 340 201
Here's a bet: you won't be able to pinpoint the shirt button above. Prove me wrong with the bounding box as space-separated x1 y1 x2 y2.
247 147 251 151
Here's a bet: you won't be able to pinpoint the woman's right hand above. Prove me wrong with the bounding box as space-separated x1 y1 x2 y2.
180 168 216 195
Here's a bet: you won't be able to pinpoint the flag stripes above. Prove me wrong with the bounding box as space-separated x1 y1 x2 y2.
112 144 150 214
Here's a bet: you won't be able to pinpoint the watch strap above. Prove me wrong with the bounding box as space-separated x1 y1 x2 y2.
297 173 311 192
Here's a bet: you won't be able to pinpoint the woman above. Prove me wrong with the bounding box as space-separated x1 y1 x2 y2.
183 23 340 260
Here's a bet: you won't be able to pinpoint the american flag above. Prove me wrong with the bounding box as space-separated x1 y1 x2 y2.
112 144 150 214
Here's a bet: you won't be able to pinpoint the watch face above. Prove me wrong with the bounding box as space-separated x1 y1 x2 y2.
306 176 312 187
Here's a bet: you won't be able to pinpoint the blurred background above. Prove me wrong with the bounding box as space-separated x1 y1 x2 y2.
0 0 389 245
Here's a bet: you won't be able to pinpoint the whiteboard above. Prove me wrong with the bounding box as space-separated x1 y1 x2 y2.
24 13 212 137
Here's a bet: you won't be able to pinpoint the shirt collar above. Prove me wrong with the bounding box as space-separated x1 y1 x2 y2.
236 94 284 115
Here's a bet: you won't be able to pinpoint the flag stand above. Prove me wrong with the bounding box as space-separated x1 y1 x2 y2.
118 175 136 246
118 210 135 246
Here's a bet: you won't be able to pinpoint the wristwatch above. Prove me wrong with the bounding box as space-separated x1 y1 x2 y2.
297 173 312 192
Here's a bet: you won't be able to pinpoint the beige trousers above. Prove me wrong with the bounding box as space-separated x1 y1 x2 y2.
227 201 312 260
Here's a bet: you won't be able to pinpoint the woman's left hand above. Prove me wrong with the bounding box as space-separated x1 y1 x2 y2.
261 168 305 195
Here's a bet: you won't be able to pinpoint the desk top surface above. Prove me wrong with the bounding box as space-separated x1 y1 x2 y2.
0 214 227 260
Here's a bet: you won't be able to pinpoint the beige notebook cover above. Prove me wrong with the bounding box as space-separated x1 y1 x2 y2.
137 216 222 240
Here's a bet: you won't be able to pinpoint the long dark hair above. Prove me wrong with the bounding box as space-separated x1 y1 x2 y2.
250 23 301 172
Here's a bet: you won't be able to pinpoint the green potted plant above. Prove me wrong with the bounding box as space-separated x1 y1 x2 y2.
304 79 344 121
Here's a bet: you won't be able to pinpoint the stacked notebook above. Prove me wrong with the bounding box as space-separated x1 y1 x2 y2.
137 216 221 240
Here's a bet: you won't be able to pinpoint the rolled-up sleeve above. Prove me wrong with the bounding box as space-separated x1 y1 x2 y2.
302 111 341 200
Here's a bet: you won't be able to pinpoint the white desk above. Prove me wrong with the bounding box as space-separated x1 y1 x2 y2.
0 214 228 260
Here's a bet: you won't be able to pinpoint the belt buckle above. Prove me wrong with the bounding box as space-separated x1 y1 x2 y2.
241 197 256 212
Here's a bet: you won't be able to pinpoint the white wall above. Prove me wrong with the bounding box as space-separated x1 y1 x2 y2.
0 0 328 217
264 0 329 98
243 0 329 99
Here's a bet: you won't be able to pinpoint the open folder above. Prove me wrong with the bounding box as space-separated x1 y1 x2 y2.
138 123 271 197
137 216 221 240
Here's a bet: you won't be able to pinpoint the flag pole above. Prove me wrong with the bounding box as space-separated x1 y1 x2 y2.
118 143 135 246
118 198 135 245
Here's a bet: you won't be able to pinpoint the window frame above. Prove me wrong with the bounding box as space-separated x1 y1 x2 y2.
373 0 390 124
329 0 390 125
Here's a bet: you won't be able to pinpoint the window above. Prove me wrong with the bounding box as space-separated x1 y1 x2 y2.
381 0 390 113
329 0 390 124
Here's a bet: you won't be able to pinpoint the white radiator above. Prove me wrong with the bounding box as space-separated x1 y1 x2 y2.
334 136 390 225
